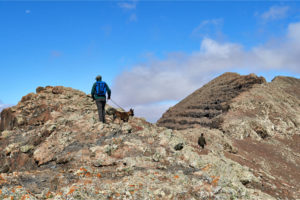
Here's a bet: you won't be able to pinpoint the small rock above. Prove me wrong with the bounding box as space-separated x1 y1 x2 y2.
121 123 132 133
0 164 9 173
20 144 34 153
201 172 213 183
93 153 117 167
56 156 71 164
1 130 13 139
5 143 19 155
174 143 184 151
152 153 161 162
52 86 64 94
36 86 45 93
223 143 238 154
213 186 222 194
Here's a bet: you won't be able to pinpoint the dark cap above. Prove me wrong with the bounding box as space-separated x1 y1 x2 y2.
96 75 102 81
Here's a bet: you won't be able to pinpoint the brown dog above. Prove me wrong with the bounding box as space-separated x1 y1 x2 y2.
113 108 134 122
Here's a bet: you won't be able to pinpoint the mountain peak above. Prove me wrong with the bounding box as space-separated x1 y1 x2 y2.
157 72 266 130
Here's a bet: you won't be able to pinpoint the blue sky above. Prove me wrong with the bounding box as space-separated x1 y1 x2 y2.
1 1 300 122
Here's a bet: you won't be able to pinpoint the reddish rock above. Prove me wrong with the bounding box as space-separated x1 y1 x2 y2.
52 86 64 94
9 152 37 172
0 108 16 131
27 104 53 125
36 86 45 93
21 93 36 102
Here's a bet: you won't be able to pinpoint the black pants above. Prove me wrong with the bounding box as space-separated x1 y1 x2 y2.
95 99 106 123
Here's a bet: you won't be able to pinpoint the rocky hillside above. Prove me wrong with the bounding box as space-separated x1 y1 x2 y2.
157 72 300 199
0 73 299 199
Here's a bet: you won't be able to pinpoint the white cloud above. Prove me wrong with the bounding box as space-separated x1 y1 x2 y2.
25 10 31 14
112 22 300 123
129 102 176 123
118 1 136 10
259 5 289 21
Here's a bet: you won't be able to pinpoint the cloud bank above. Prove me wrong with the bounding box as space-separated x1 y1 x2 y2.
112 22 300 123
259 5 289 21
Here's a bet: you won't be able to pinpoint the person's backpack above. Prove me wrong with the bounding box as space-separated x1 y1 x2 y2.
95 81 106 96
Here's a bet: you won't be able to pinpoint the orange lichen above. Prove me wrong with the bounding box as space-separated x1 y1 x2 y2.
129 190 135 195
0 189 1 195
201 164 212 171
21 194 30 200
174 175 179 179
56 192 63 196
84 180 92 185
154 172 159 175
10 196 14 200
85 172 91 177
80 167 87 172
11 188 15 193
16 186 22 189
45 191 52 198
115 193 120 197
97 173 101 178
67 186 77 195
129 185 135 187
211 176 220 186
0 175 6 184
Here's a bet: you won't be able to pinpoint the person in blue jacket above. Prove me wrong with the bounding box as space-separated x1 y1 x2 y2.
91 75 111 123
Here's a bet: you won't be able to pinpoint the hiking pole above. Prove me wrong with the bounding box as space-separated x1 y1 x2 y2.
109 98 125 110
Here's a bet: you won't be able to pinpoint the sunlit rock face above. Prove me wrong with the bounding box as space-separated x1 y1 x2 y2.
0 74 299 200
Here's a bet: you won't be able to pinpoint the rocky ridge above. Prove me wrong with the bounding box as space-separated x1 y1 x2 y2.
158 73 300 199
0 73 299 199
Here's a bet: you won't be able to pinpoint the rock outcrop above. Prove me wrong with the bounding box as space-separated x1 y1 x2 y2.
157 72 267 130
0 73 299 199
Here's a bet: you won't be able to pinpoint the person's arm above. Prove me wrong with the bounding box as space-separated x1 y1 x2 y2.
91 83 96 100
106 83 111 99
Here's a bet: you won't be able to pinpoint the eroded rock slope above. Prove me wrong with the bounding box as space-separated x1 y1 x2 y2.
157 72 266 130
